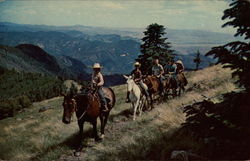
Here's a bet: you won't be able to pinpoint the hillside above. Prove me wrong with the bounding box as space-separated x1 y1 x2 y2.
0 65 241 161
0 44 89 79
0 67 64 119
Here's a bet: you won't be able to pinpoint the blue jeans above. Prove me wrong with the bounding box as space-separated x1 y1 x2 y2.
98 87 107 106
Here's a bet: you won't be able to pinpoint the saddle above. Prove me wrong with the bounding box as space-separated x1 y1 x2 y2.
90 88 111 104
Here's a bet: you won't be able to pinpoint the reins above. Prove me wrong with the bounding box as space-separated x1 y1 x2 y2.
74 91 98 121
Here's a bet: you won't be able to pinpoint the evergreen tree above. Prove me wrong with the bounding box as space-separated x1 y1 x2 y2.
206 0 250 91
136 23 174 74
193 50 201 70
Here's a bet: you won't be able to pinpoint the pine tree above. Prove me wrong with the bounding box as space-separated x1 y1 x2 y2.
206 0 250 91
136 23 174 74
193 50 201 70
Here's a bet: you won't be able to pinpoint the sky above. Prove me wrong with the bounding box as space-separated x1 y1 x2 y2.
0 0 236 34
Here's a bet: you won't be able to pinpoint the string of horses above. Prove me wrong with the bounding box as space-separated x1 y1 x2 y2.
61 58 188 156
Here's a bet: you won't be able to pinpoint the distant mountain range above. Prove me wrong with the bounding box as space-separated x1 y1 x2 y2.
0 44 126 86
0 25 141 74
0 22 239 74
0 44 88 79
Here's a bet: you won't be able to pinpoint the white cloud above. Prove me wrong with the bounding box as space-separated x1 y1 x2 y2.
0 0 236 34
23 9 37 15
98 1 124 10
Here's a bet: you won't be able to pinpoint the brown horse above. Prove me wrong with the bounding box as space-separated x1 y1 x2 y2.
62 87 115 156
164 73 188 98
176 72 188 96
163 74 178 98
143 75 162 105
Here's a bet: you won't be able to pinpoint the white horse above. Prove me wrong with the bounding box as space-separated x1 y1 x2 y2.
123 75 147 121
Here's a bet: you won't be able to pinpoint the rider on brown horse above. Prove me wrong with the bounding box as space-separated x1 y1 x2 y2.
151 57 164 95
91 63 109 112
164 59 178 86
175 60 188 86
126 62 149 103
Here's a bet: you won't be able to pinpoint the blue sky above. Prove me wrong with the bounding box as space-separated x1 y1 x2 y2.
0 0 235 34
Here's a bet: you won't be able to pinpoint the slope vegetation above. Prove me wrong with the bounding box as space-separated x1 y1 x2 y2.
0 65 237 161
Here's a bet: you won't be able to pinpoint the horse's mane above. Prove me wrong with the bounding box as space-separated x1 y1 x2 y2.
73 94 89 109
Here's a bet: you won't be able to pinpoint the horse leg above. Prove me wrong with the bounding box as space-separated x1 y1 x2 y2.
99 113 105 139
101 112 110 139
133 100 139 121
92 118 101 142
74 121 84 156
149 94 154 109
139 97 145 117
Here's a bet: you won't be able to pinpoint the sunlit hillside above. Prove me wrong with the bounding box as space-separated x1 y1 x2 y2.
0 64 238 161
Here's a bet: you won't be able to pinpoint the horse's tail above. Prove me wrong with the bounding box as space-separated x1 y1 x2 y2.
108 87 116 107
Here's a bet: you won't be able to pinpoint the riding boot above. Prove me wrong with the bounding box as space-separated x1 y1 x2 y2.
125 91 130 103
159 83 164 96
145 90 150 97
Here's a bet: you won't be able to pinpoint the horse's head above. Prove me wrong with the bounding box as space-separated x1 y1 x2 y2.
62 94 77 124
123 75 135 92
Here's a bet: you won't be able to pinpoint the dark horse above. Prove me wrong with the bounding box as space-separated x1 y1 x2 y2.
143 75 162 106
62 87 116 156
164 73 188 98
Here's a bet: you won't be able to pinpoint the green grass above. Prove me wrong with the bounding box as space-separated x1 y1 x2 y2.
0 65 237 161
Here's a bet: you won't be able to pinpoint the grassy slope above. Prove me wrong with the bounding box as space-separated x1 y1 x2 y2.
0 65 237 161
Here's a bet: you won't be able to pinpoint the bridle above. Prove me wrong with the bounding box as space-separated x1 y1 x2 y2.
67 97 87 121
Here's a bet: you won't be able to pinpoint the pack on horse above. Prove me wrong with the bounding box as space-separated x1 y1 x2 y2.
62 63 116 156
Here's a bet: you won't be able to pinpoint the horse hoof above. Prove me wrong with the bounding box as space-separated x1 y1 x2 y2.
95 137 102 142
100 134 105 139
74 151 81 157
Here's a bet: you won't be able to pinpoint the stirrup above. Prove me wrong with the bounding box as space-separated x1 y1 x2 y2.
102 108 109 112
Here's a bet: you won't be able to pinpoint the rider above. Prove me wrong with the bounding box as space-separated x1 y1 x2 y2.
91 63 109 112
175 60 188 86
175 60 185 74
164 59 178 86
151 56 164 95
126 62 150 103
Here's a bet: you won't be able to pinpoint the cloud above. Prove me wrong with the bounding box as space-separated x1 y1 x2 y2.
0 0 236 34
98 1 124 10
0 0 5 2
23 9 37 15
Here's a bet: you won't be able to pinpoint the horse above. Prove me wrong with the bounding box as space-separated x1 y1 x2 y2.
143 75 162 104
62 87 115 156
123 75 148 120
162 74 178 98
163 72 188 98
176 72 188 96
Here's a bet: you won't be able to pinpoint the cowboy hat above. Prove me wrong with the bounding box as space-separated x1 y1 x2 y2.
134 62 141 66
176 60 183 64
92 63 103 69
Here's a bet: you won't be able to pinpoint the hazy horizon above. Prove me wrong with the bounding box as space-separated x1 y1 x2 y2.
0 0 237 35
